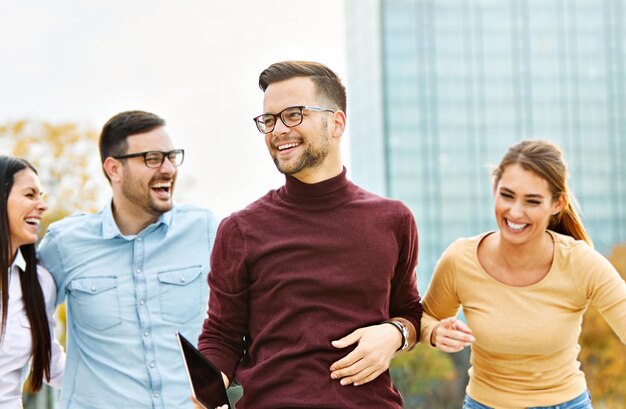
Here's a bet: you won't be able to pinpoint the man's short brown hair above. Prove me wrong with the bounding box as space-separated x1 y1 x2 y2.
258 61 347 113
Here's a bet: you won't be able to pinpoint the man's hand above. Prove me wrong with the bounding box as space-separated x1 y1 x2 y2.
329 323 401 386
431 317 474 353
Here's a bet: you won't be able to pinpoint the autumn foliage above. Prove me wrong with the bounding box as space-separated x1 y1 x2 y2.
0 119 104 233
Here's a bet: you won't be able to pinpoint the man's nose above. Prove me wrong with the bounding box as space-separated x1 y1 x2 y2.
158 156 176 175
272 117 291 136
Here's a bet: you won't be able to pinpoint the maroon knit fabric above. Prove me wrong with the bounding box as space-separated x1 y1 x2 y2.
198 168 422 409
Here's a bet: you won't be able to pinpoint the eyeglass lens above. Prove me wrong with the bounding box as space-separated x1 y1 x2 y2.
257 107 304 133
145 151 184 168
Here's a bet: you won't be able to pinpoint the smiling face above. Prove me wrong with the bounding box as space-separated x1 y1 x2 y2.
116 127 177 217
262 76 344 183
7 168 47 255
494 163 564 245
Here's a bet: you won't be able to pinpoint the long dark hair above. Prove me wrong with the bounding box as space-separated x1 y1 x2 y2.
0 155 52 391
492 140 592 246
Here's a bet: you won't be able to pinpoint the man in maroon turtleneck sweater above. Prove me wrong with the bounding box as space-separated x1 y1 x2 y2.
197 61 422 409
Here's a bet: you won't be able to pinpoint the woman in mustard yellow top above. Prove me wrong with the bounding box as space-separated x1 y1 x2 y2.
421 140 626 409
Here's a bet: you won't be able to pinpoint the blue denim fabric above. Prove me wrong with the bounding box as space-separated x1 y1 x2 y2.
463 391 592 409
463 395 494 409
528 391 593 409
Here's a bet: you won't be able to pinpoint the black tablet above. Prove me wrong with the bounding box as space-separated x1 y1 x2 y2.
175 332 232 409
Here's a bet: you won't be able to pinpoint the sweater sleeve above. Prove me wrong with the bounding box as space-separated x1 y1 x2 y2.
578 244 626 344
198 216 249 382
388 209 422 342
419 242 463 346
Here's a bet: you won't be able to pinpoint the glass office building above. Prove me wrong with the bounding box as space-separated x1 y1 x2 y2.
346 0 626 291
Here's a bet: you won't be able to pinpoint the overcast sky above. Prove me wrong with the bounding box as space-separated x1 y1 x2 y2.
0 0 348 216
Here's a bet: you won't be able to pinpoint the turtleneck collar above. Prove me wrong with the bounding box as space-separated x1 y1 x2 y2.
279 167 352 209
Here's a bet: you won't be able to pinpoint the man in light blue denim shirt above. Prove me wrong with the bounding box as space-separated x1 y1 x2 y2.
38 110 219 409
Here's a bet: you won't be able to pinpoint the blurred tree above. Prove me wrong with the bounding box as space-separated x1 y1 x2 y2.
0 119 104 234
1 119 102 408
579 244 626 408
391 343 461 408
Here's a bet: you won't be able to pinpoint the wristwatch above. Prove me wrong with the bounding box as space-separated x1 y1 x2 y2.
383 320 409 351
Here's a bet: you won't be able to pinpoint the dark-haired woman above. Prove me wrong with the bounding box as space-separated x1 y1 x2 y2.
420 140 626 409
1 156 65 408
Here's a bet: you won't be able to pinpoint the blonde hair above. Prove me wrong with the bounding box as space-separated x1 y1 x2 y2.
492 140 593 246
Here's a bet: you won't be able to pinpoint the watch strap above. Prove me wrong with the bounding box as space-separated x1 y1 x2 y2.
382 319 409 351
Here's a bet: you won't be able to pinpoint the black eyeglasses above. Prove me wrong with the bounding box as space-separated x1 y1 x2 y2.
113 149 185 168
253 105 335 134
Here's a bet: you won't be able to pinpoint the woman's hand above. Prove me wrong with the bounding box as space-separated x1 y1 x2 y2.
431 317 475 353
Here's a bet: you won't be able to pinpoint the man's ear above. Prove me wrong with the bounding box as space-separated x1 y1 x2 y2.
103 157 123 183
331 110 346 139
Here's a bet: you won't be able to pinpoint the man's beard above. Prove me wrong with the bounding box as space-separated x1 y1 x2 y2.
273 124 330 175
121 172 173 216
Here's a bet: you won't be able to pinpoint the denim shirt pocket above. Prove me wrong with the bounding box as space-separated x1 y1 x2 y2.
157 266 203 324
68 276 121 330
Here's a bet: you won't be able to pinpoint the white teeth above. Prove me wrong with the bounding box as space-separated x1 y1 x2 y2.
507 220 527 231
277 143 300 151
25 218 40 226
151 182 172 189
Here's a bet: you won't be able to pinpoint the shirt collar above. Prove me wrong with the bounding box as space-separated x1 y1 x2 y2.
12 248 26 272
101 199 174 240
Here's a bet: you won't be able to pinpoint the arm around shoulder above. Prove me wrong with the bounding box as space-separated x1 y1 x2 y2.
37 228 67 304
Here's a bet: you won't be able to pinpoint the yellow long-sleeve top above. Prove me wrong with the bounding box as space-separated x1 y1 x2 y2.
420 230 626 408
